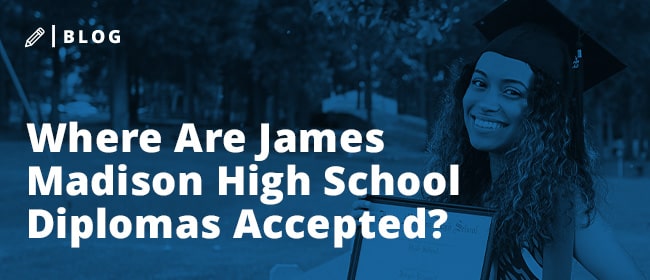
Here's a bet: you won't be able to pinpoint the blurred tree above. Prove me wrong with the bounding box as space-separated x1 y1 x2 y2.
0 0 25 127
250 0 332 129
95 0 216 128
4 0 645 153
18 0 93 125
311 0 495 138
88 0 256 128
565 0 650 159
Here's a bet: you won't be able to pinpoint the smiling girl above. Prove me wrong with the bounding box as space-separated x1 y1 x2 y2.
422 0 645 278
354 0 646 278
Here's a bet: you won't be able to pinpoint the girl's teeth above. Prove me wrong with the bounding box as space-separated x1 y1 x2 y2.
475 118 504 129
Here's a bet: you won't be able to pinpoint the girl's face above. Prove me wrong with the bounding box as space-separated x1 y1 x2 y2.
463 51 533 153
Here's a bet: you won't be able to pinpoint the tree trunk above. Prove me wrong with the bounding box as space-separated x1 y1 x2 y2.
356 52 362 110
356 85 362 110
111 47 129 130
128 52 139 125
424 51 436 143
183 59 196 122
222 88 232 125
247 76 265 127
270 80 280 128
364 53 372 125
50 48 61 124
0 61 9 127
587 94 604 154
606 111 614 150
623 121 634 160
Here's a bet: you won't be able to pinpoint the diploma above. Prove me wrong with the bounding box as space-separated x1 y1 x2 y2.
348 196 496 280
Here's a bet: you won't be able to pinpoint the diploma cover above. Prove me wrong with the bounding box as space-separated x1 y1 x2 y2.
347 196 496 280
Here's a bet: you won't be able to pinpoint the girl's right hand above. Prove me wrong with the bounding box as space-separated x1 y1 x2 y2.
351 198 384 222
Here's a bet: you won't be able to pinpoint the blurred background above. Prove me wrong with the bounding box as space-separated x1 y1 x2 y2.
0 0 648 161
0 0 648 279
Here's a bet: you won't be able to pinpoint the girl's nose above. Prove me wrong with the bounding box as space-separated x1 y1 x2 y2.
477 90 501 112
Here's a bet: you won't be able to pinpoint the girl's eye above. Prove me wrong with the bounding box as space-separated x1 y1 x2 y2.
504 88 523 97
471 79 486 88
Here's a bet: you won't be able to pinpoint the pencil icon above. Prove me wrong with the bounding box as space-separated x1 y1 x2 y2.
25 27 45 48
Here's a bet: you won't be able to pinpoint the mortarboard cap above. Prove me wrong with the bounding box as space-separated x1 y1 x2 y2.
473 0 626 93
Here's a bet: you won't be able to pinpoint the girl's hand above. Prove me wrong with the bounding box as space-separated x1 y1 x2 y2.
351 198 384 222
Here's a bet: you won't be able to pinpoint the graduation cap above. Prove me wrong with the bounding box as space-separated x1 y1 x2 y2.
472 0 626 163
473 0 626 93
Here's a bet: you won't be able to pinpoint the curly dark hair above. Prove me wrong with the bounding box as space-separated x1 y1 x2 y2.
425 60 598 258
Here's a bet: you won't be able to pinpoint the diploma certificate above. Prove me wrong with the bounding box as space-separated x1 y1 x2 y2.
348 196 496 280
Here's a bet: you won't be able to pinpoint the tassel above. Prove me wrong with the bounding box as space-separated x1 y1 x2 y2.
572 33 585 163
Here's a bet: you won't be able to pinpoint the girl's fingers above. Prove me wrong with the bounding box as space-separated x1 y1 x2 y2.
351 209 366 219
351 199 384 225
351 199 373 210
352 209 386 226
